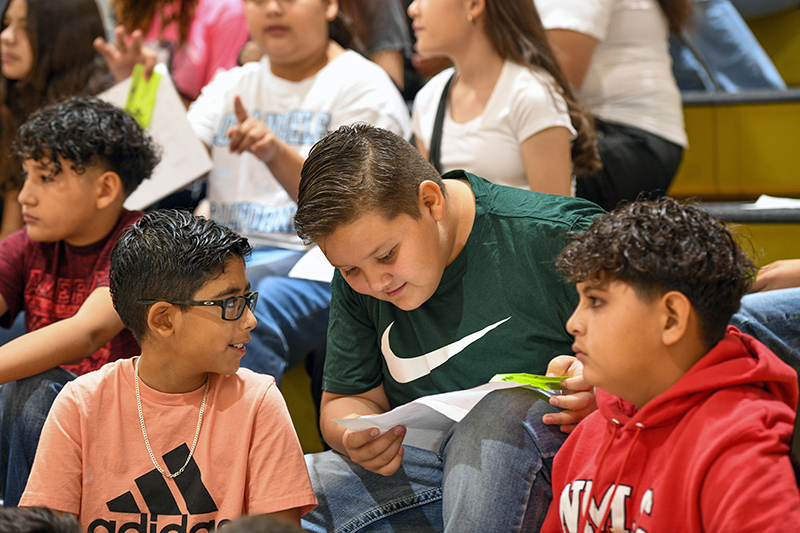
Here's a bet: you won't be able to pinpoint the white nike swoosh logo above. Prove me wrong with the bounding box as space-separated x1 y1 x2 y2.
381 317 511 383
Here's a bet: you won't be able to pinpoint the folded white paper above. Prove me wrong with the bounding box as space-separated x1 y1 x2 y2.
334 381 530 452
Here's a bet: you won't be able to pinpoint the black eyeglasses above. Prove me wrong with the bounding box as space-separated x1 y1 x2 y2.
138 292 259 321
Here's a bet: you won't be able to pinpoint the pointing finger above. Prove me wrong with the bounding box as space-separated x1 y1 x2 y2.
233 95 249 123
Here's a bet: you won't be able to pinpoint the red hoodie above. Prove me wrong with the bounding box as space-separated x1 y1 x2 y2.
542 327 800 532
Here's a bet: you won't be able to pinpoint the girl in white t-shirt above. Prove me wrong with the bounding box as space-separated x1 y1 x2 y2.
409 0 598 195
535 0 691 211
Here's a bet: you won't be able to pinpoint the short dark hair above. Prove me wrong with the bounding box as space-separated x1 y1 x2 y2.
295 123 444 245
14 96 161 196
0 506 81 533
556 197 756 347
110 210 252 341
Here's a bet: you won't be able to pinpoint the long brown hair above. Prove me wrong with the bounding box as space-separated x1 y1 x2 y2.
112 0 198 46
0 0 112 192
483 0 601 176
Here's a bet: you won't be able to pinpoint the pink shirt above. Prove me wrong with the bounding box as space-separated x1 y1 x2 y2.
21 359 316 530
144 0 249 100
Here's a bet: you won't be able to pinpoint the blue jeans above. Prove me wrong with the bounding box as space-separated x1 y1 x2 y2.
241 247 331 385
0 366 76 506
302 388 566 532
670 0 786 92
731 288 800 372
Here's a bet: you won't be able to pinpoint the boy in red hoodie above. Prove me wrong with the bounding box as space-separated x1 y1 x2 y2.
541 197 800 532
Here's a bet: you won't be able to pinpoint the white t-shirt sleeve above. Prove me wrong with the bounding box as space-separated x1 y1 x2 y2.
534 0 613 41
187 67 241 147
509 68 575 143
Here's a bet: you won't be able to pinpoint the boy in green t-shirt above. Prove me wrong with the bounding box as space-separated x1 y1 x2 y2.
295 123 604 532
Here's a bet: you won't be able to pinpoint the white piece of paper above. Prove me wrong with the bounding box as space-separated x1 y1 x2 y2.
288 245 335 283
334 381 529 452
744 195 800 210
98 64 212 210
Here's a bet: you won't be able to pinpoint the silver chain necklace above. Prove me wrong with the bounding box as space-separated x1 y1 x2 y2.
134 357 209 479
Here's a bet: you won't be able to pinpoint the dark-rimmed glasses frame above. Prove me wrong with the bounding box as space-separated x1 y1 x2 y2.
137 292 259 321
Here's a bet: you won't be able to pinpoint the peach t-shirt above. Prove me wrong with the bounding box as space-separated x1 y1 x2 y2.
21 358 316 531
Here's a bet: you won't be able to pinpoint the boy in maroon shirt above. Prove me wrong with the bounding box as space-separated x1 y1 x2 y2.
0 96 160 506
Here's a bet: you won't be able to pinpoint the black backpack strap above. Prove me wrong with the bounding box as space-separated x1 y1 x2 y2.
428 72 456 174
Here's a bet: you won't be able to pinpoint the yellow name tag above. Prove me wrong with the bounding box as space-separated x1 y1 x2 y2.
490 373 565 391
124 64 162 129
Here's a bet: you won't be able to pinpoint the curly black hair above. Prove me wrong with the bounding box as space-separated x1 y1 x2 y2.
110 209 252 341
13 96 161 196
556 197 756 346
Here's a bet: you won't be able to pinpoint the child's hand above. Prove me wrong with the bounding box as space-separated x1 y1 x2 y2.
541 355 596 434
341 425 406 476
227 96 280 163
749 259 800 292
93 26 158 82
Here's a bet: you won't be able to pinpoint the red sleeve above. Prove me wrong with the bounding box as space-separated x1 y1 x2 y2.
93 210 144 289
0 229 31 327
699 401 800 531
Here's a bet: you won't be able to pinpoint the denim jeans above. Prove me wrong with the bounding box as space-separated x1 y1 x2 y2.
241 247 331 385
0 366 76 506
670 0 786 92
302 388 567 532
0 313 26 346
731 288 800 373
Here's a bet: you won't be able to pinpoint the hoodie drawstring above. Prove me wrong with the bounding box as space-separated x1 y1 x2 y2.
578 421 645 532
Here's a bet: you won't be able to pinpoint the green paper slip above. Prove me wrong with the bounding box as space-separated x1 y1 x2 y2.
124 63 162 129
490 373 566 391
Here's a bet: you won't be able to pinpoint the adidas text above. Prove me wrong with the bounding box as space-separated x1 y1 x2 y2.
88 514 232 533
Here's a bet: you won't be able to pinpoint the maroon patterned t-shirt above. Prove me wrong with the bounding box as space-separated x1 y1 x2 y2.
0 210 143 375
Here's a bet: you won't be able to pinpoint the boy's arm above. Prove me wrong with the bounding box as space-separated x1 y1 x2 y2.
320 385 407 476
0 287 123 384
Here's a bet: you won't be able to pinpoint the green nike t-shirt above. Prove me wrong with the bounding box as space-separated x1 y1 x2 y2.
324 171 604 408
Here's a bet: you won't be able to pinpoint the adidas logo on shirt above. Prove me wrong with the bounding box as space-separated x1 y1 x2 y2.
89 443 232 533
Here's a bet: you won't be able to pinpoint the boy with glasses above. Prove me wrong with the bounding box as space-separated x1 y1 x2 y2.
20 210 316 531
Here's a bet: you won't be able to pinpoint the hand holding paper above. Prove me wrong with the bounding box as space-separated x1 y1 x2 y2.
335 377 567 453
342 424 407 477
542 355 596 433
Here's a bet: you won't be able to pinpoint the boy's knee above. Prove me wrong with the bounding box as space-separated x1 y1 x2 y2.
449 388 559 449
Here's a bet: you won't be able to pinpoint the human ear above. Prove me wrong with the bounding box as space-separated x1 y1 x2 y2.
324 0 338 22
147 302 176 340
660 291 692 346
418 180 445 221
95 171 123 210
468 0 486 20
